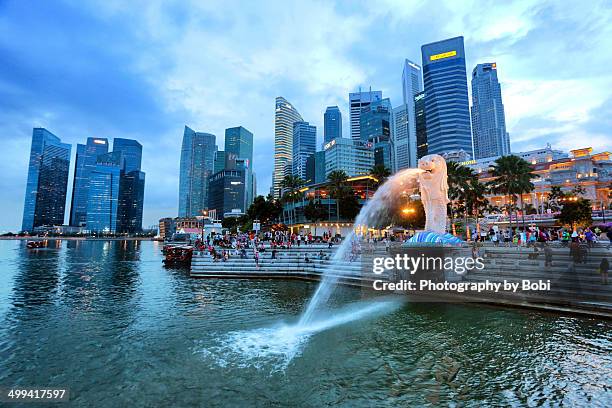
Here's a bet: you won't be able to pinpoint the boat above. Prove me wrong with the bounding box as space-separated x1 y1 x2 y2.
162 245 193 266
26 241 46 249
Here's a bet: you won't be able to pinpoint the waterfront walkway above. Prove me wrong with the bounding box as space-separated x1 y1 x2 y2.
190 243 612 318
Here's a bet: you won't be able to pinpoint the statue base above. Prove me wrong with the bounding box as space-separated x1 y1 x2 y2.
404 231 464 246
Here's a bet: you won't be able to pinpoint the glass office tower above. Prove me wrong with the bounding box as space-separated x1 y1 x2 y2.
292 121 317 181
415 91 428 159
70 137 109 226
86 152 124 233
22 128 71 232
273 97 303 198
349 90 382 142
225 126 254 205
360 98 392 170
113 138 142 173
323 106 342 143
178 126 216 216
421 36 473 157
471 62 511 159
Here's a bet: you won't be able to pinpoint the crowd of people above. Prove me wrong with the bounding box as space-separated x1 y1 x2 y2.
469 225 609 248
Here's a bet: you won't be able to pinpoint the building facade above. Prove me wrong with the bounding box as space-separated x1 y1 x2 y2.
178 126 216 217
306 150 326 185
69 137 109 227
360 98 392 170
208 169 246 219
292 121 317 181
323 106 342 143
349 89 382 142
273 97 303 198
414 91 428 159
393 59 423 171
324 138 374 178
225 126 254 205
471 62 510 159
113 138 142 173
86 152 123 233
22 128 71 232
421 36 473 157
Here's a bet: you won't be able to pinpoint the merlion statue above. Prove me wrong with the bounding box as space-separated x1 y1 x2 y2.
417 154 449 234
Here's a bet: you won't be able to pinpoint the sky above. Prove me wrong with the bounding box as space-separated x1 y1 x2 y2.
0 0 611 232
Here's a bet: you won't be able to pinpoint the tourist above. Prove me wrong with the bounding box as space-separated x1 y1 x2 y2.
569 240 581 264
491 230 499 247
607 229 612 250
599 257 609 285
585 229 596 248
318 250 324 260
254 249 260 268
271 249 277 260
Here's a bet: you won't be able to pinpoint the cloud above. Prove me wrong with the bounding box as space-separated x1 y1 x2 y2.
0 0 610 231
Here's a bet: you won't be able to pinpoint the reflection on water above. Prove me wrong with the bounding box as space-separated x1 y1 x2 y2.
0 240 610 407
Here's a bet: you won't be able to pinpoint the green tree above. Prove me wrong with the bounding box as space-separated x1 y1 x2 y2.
465 179 489 226
247 194 282 226
327 170 350 221
487 155 537 229
559 198 592 229
447 161 477 230
370 164 391 188
303 199 327 235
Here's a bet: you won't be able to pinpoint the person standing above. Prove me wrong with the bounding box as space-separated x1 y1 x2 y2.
544 244 553 267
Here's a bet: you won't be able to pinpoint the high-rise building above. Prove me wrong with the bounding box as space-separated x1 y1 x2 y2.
22 128 71 232
421 36 472 157
208 155 246 219
112 138 142 173
360 98 392 170
349 89 382 142
402 59 423 105
225 126 254 205
415 91 428 159
178 126 216 217
391 104 416 170
69 137 109 226
392 59 423 171
324 138 374 178
86 151 124 233
84 139 145 234
119 169 145 233
306 151 326 185
273 97 303 198
292 121 316 181
214 150 225 173
471 62 511 159
323 106 342 143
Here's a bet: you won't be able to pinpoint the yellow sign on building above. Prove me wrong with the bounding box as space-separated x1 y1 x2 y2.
430 50 457 61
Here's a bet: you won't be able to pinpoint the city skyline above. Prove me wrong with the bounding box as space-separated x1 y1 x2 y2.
1 0 611 231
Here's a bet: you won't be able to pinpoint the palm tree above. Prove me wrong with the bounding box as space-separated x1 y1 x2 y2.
487 155 537 230
327 170 350 222
280 175 305 227
370 164 391 188
447 161 477 233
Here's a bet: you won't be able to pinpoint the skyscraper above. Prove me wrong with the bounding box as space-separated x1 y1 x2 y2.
324 138 374 178
22 128 71 232
305 150 326 185
349 89 382 142
69 137 109 227
421 36 473 157
415 91 428 159
360 98 392 170
323 106 342 143
86 151 124 233
112 138 142 173
273 97 303 198
225 126 254 205
402 59 423 105
392 59 423 171
179 126 216 217
292 121 317 180
208 154 246 219
391 104 416 170
471 62 511 159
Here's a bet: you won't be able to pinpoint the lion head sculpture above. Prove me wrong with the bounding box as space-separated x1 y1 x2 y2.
417 154 449 204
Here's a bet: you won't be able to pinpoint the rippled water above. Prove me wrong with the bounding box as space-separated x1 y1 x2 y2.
0 240 610 407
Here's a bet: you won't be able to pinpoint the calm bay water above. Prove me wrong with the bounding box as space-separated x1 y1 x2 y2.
0 240 610 407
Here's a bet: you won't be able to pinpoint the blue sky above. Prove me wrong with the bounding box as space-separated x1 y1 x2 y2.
1 0 611 232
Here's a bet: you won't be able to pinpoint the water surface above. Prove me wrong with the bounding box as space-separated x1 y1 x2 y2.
0 240 610 407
